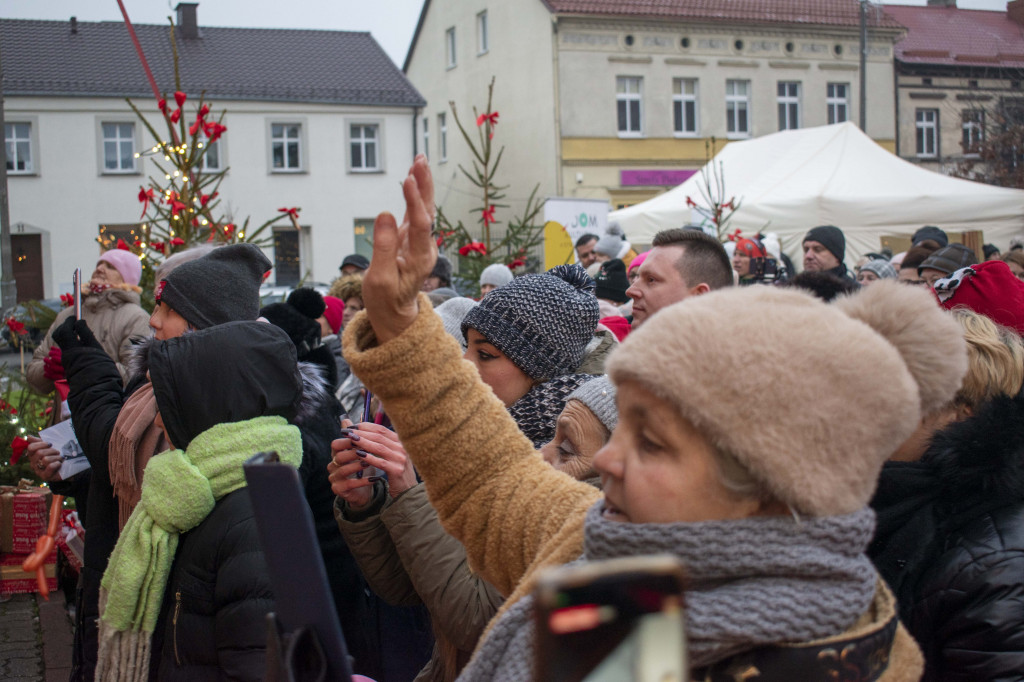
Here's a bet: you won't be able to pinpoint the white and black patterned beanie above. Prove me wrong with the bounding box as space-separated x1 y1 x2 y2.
462 264 599 381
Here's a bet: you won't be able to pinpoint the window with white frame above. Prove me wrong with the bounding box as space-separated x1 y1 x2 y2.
439 113 448 162
422 118 429 161
102 122 136 173
672 78 699 135
616 76 643 136
962 110 984 155
5 122 33 174
726 80 751 137
350 124 380 171
200 139 222 171
777 81 801 131
477 11 488 55
271 123 302 171
827 83 849 125
916 109 939 158
446 27 456 68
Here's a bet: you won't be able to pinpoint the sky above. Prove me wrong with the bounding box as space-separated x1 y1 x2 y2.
0 0 1014 69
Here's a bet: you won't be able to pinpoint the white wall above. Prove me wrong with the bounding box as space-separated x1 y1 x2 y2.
6 96 416 296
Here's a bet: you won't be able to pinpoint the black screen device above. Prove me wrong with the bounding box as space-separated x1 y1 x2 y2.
244 450 353 681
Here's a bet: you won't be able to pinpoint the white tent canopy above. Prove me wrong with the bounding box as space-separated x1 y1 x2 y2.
610 122 1024 264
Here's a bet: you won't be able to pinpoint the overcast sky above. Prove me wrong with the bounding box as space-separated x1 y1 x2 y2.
1 0 1013 68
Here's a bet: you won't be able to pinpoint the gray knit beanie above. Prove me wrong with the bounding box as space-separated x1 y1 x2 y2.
567 375 618 433
155 243 271 329
435 297 477 350
595 223 629 259
859 259 897 280
462 264 600 381
480 263 514 289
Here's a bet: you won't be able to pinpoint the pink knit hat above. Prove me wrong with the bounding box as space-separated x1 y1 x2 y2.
322 296 345 335
99 249 142 287
628 250 649 274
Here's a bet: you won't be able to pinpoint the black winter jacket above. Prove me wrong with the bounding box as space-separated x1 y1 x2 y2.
148 488 272 681
870 390 1024 681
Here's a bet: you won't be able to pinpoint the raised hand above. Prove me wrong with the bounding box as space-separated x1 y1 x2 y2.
362 154 437 344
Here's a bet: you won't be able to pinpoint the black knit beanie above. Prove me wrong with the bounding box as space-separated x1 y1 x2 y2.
462 264 599 381
912 226 948 248
431 254 453 287
594 258 630 304
803 225 846 264
155 244 271 330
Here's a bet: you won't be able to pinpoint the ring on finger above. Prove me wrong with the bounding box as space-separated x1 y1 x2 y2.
37 460 45 471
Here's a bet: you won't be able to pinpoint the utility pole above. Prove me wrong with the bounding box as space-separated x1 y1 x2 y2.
860 0 868 131
0 42 18 310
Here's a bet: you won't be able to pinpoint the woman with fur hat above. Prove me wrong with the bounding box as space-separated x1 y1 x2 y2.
870 309 1024 681
338 156 964 680
27 250 151 394
95 321 304 681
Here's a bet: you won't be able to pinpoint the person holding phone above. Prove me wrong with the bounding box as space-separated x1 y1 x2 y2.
338 155 965 680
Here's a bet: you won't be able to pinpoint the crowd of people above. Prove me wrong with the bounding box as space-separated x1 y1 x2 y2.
20 154 1024 681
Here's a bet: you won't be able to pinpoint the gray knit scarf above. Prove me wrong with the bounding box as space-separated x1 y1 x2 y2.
508 373 594 448
457 502 878 681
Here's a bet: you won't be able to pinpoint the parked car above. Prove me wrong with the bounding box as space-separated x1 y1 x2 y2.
0 298 64 352
258 282 331 308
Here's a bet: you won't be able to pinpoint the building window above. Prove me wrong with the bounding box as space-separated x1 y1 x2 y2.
827 83 849 125
616 76 643 136
5 122 33 174
726 79 751 137
962 110 985 155
350 124 380 171
422 118 429 161
102 122 136 173
777 81 801 131
273 225 301 286
446 27 456 68
672 78 699 136
271 123 302 171
916 109 939 158
439 113 448 162
477 11 488 55
200 138 222 171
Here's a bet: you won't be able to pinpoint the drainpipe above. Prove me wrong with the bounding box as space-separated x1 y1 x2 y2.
412 107 420 159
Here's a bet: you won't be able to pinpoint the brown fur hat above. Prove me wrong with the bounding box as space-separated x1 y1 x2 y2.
606 280 967 516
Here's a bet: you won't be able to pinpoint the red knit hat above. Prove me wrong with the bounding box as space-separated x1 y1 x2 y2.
934 261 1024 335
734 237 766 259
322 296 345 335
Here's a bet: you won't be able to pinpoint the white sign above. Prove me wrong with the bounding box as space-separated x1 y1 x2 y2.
544 198 610 250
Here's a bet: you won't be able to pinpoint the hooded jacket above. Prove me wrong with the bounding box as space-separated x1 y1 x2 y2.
870 390 1024 681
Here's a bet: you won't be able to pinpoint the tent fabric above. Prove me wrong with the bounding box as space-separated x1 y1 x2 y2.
610 122 1024 265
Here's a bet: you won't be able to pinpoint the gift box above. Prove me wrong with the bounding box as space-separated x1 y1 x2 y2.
0 548 57 596
0 483 54 554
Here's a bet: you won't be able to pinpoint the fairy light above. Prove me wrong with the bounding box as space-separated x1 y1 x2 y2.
201 219 208 225
197 142 204 148
238 231 245 238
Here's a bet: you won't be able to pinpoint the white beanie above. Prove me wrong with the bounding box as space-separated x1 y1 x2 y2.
596 223 630 259
480 263 514 289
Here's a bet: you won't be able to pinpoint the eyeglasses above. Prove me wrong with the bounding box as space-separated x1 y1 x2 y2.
900 278 928 286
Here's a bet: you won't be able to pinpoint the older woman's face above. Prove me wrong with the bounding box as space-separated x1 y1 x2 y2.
342 296 363 328
464 328 534 407
541 400 610 482
593 380 764 524
91 260 124 286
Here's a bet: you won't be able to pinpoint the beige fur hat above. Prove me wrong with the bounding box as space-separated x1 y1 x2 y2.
606 280 967 516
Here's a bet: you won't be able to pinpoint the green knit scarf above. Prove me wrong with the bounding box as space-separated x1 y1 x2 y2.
95 415 302 682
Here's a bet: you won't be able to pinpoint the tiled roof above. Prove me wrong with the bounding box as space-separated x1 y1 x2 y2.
0 19 425 107
884 5 1024 68
543 0 903 29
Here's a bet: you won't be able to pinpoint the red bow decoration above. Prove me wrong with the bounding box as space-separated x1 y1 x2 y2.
116 238 130 251
170 237 186 247
726 229 743 242
189 119 202 136
170 109 181 124
6 318 27 335
203 121 227 143
481 205 496 227
151 241 166 254
685 196 698 208
223 223 236 237
458 242 488 257
133 239 143 248
59 293 74 308
476 112 499 127
508 258 526 269
158 98 167 113
174 91 187 108
137 187 156 219
10 437 29 465
169 199 188 216
200 192 217 207
278 207 301 220
199 103 210 118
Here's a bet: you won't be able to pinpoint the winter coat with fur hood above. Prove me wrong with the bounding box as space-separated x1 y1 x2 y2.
870 389 1024 681
27 285 151 394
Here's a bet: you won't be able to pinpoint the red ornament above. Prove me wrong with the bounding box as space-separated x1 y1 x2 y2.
116 238 130 251
174 91 187 108
10 437 29 465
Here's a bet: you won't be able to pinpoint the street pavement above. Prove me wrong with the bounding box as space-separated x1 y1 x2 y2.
0 592 73 682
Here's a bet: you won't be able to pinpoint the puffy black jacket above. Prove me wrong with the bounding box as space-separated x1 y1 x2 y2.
149 488 273 681
870 390 1024 681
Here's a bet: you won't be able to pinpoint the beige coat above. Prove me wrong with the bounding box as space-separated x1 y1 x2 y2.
342 295 923 681
27 285 151 394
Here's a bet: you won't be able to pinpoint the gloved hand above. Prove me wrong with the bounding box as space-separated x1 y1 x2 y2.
52 316 103 352
42 346 64 381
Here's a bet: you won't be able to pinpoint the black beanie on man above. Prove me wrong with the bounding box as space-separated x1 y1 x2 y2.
594 258 630 304
155 243 271 329
912 226 948 248
803 225 846 264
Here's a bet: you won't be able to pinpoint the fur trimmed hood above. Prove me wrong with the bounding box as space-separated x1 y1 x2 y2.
924 389 1024 506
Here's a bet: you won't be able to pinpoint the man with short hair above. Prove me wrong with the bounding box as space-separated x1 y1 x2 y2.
575 233 599 268
802 225 855 282
340 253 369 276
626 228 733 327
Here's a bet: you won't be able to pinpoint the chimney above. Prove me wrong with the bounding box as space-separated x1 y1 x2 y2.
1011 0 1024 25
175 3 199 39
69 16 77 34
927 0 956 6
